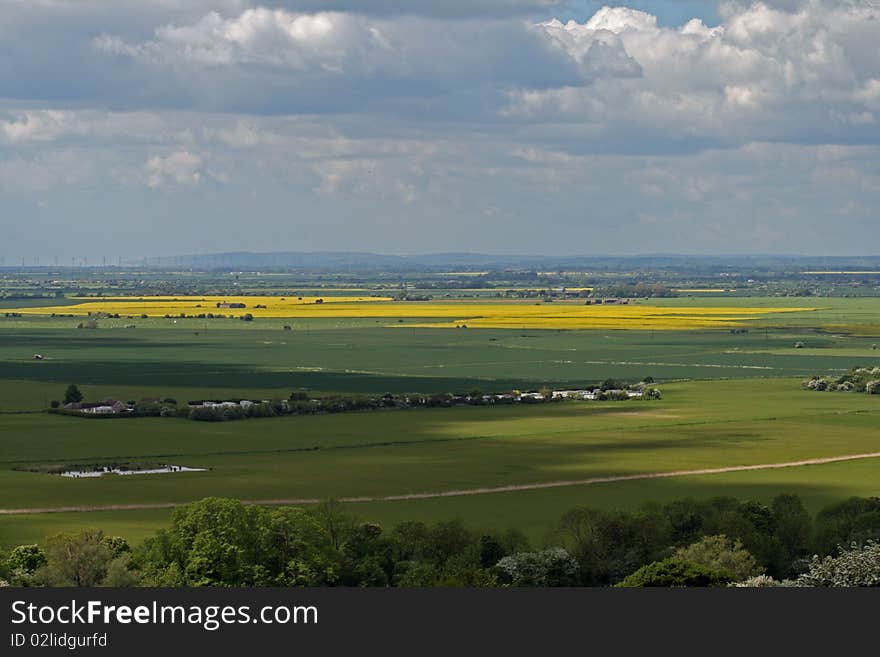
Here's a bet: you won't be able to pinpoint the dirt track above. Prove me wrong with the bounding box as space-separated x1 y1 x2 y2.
2 451 879 516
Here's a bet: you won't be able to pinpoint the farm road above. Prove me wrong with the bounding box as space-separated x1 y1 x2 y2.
2 451 879 515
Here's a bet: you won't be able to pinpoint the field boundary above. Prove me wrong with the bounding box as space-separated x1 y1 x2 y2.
2 451 879 515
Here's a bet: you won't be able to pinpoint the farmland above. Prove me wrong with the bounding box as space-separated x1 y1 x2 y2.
1 267 879 550
1 376 879 548
5 295 815 330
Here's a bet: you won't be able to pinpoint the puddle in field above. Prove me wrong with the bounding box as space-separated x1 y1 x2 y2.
60 465 207 478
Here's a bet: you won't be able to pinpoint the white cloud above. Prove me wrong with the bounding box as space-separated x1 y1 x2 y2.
506 1 880 147
95 10 398 73
854 78 880 109
0 111 68 142
1 1 879 257
0 109 185 145
83 2 880 152
143 150 203 187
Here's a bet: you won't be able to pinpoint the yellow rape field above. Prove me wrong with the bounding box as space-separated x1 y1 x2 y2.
397 304 813 330
9 296 815 330
10 296 391 318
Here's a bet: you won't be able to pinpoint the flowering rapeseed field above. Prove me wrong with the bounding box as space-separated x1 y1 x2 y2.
9 296 814 330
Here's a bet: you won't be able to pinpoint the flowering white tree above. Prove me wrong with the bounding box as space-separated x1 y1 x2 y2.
495 548 579 586
797 541 880 587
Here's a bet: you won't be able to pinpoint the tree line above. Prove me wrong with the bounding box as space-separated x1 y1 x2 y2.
2 493 879 588
51 382 660 423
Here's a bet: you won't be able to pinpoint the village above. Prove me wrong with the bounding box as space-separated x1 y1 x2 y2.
55 382 661 422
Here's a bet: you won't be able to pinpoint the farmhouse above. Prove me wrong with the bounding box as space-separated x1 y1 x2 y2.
188 399 264 409
552 389 599 400
216 302 246 309
64 400 131 414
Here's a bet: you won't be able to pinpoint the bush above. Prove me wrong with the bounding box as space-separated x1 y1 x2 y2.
731 574 790 587
7 544 47 574
495 548 579 586
616 557 733 587
814 497 880 554
796 540 880 587
674 534 760 582
40 529 114 587
188 406 224 422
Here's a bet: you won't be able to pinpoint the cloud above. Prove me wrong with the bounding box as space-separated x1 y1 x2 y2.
502 1 880 149
78 2 880 152
143 150 203 188
0 1 879 258
93 7 580 84
0 109 184 145
0 111 68 142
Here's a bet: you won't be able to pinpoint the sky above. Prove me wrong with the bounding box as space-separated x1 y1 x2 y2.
1 0 879 262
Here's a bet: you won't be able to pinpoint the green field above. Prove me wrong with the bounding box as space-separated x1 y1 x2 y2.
3 303 880 410
1 379 879 547
1 295 879 549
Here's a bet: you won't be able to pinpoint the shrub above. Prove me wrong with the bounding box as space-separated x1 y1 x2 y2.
40 529 114 587
674 534 760 582
796 540 880 587
731 574 785 587
7 544 47 574
616 557 733 587
188 406 224 422
495 548 579 586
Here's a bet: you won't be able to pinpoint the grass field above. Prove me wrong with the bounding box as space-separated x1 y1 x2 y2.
1 320 879 408
3 457 878 548
1 294 879 549
1 378 878 547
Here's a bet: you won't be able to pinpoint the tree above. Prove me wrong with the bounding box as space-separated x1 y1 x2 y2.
423 520 473 566
132 497 337 587
495 548 579 587
478 535 505 568
617 558 732 587
103 536 131 558
674 535 760 581
6 544 47 574
814 497 880 556
555 506 670 585
770 494 813 576
42 529 114 587
63 384 83 405
797 540 880 587
310 499 357 552
102 555 140 587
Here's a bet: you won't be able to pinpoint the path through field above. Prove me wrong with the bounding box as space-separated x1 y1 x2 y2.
2 451 879 515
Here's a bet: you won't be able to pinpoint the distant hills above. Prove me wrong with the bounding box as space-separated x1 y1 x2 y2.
138 251 880 273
